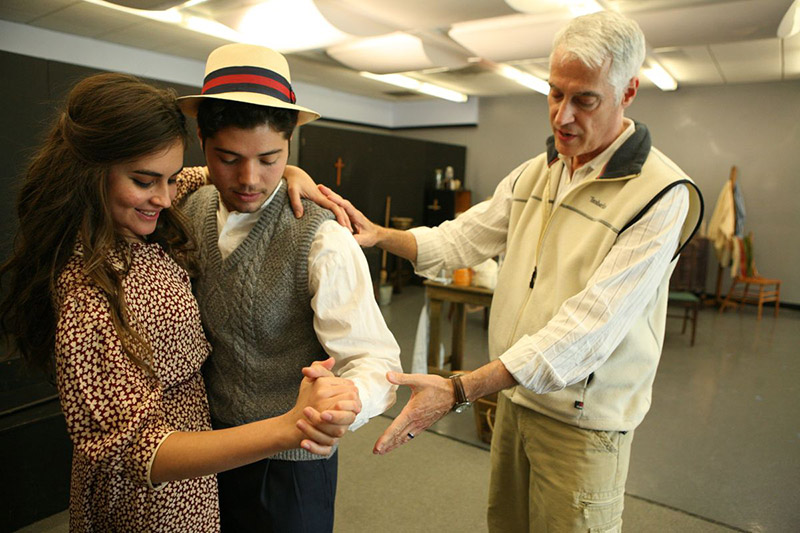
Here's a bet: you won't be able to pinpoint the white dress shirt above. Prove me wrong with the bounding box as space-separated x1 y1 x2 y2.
217 182 402 430
410 128 689 393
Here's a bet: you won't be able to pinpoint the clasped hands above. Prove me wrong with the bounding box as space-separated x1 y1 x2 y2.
292 359 457 457
291 357 362 455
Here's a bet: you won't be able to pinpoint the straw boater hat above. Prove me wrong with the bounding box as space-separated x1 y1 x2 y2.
178 43 320 126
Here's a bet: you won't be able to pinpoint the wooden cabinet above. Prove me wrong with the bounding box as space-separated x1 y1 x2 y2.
424 189 472 227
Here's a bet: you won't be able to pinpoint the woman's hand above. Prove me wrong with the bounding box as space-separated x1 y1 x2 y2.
289 357 362 454
283 166 352 232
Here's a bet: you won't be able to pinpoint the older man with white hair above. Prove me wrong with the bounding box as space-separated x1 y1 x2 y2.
322 10 704 532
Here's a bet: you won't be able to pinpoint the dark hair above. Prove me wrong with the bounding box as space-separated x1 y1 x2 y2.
196 98 298 142
0 72 195 378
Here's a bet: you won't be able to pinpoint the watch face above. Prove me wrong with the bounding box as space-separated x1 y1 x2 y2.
454 403 469 413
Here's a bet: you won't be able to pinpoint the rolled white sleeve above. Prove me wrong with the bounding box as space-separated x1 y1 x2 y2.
499 185 691 393
308 220 403 431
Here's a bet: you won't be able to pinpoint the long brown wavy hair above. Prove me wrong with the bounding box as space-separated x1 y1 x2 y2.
0 73 196 379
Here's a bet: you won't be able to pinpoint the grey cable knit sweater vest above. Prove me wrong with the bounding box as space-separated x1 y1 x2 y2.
183 181 334 461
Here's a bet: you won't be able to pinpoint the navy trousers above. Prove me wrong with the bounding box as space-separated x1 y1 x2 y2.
217 452 338 533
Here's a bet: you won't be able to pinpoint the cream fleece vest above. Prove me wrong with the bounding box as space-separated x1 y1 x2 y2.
491 123 703 431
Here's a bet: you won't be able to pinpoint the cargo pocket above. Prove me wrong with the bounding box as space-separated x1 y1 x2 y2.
577 488 624 532
591 429 619 454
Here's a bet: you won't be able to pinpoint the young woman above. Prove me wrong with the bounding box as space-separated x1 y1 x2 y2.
0 73 358 532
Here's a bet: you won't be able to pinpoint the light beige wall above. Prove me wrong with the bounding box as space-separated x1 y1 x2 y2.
395 81 800 304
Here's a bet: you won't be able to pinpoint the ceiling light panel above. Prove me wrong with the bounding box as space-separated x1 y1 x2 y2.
506 0 602 17
496 64 550 94
232 0 351 52
317 0 516 33
449 13 569 63
641 61 677 91
328 32 469 74
778 0 800 39
359 72 468 103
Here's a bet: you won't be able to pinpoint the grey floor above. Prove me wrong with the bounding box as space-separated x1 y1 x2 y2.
17 285 800 532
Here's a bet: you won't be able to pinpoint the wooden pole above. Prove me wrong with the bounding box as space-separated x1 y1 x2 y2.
380 196 391 285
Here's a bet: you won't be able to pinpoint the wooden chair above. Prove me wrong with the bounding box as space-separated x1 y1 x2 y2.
667 237 708 346
719 233 780 320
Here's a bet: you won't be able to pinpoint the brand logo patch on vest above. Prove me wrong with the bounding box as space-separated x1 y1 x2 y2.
590 196 607 209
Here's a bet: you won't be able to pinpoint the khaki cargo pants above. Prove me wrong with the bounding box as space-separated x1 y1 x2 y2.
487 393 634 532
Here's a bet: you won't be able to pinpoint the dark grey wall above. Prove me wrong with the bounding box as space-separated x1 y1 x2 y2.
0 50 210 529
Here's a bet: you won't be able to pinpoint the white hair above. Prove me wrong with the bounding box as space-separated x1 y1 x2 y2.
550 11 646 102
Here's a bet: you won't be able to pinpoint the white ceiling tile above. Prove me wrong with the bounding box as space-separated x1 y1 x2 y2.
0 0 76 24
31 3 140 38
95 20 211 55
651 45 726 86
710 38 783 83
626 0 791 47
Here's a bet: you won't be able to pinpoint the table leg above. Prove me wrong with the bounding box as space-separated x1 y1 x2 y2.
428 298 442 369
451 303 466 371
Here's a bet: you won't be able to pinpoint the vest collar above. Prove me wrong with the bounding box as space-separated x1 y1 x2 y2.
546 121 652 179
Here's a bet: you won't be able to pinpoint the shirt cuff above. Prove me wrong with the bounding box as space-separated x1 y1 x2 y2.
498 340 566 394
408 226 442 277
347 381 398 432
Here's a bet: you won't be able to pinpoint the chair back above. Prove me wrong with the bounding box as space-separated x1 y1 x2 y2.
734 233 756 278
670 237 709 294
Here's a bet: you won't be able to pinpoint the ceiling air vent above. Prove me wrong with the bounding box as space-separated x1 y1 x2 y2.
383 90 421 98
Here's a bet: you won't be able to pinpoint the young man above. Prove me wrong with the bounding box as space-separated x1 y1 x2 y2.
177 44 402 533
323 11 704 532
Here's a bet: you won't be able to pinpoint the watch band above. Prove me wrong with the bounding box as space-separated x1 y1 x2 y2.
450 374 470 411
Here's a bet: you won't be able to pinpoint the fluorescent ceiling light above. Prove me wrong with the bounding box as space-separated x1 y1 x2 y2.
184 16 241 41
506 0 603 17
359 72 468 103
561 0 604 17
329 32 468 74
496 64 549 95
236 0 351 52
642 62 678 91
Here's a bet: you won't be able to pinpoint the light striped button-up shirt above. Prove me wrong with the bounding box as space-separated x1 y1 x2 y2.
410 123 689 393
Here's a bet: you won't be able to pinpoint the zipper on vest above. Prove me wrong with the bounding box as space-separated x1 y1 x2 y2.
529 266 537 288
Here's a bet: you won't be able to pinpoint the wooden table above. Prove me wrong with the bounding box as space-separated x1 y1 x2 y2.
424 280 494 376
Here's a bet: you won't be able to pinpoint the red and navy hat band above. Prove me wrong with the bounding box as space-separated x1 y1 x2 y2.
202 65 296 104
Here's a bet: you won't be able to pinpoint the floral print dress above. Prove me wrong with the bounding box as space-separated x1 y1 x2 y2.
54 170 219 532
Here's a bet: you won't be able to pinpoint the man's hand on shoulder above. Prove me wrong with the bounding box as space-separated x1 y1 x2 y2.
317 184 383 248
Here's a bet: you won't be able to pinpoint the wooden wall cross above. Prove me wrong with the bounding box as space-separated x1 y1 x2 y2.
334 157 345 186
